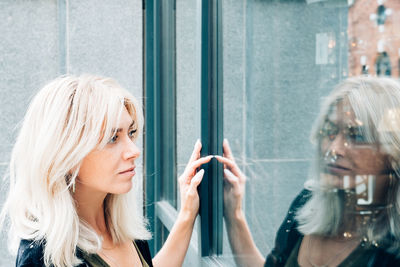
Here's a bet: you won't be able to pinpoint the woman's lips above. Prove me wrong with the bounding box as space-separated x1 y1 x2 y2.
325 163 352 175
119 167 136 176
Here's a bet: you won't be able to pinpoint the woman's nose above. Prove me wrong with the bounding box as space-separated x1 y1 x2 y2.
327 133 347 157
123 139 141 160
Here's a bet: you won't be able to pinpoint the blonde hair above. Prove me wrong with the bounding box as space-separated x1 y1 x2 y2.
297 76 400 255
1 74 150 266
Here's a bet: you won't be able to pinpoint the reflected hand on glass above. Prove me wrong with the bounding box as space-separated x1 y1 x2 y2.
215 139 246 219
216 139 265 267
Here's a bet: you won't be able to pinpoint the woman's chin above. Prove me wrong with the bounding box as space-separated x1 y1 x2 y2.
109 181 133 195
320 173 355 190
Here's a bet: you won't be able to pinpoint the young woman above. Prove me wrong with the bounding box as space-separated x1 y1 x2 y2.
1 74 212 267
218 76 400 267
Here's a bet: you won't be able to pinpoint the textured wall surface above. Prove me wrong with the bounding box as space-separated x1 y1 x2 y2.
0 1 59 264
0 0 142 264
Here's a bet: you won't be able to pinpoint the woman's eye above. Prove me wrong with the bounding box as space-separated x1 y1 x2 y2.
320 121 338 140
347 127 367 144
349 134 366 143
108 135 118 144
129 129 137 139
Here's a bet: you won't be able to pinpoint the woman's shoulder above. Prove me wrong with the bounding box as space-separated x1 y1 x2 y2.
265 189 312 266
16 239 88 267
290 188 312 210
16 239 45 267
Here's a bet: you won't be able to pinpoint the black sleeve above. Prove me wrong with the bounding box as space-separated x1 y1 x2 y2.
265 189 312 267
134 239 153 267
16 239 46 267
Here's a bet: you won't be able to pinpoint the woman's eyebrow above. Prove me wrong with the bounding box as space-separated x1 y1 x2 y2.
112 121 135 132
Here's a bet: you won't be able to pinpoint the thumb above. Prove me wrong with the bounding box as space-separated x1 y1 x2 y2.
224 169 239 185
189 169 205 191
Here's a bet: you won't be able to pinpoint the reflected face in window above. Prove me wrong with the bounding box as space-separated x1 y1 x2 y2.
318 99 390 190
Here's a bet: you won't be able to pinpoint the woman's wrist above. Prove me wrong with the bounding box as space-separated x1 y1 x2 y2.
177 208 197 225
224 208 246 225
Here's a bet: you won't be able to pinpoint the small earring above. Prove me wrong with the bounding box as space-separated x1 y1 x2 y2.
72 180 76 193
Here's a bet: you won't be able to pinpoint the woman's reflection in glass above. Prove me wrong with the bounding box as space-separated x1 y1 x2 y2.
217 76 400 267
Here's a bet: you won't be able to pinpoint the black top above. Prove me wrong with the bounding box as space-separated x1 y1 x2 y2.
16 239 153 267
264 189 400 267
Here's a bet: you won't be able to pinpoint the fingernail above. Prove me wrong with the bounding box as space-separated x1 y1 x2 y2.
200 169 205 174
196 139 202 147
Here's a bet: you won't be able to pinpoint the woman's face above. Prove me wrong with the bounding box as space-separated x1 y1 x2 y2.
77 107 140 195
319 99 391 203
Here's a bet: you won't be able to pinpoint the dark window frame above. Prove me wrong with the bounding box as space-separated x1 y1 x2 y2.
143 0 224 261
143 0 177 253
199 0 224 257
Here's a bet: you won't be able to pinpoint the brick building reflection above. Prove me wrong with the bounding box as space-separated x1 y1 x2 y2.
348 0 400 77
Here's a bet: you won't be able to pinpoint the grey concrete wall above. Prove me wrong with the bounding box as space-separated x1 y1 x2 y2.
0 0 143 264
0 1 59 264
222 0 349 258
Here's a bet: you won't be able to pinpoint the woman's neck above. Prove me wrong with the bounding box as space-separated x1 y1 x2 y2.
73 185 109 235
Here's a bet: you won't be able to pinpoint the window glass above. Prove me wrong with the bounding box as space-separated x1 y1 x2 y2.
222 0 400 265
176 0 201 210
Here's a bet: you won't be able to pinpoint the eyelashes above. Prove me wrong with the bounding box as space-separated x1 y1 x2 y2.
128 129 138 139
108 135 118 144
108 128 138 144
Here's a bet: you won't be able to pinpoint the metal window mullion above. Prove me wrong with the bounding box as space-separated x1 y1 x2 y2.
199 0 223 257
160 0 177 207
144 0 177 256
144 0 163 255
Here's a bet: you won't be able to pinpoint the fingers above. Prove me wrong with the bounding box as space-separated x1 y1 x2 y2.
214 155 242 178
191 155 213 170
188 169 205 192
223 139 235 161
182 155 213 182
223 169 244 197
214 155 234 167
188 139 201 164
224 169 238 185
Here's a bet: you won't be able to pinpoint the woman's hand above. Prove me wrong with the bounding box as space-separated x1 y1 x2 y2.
153 140 212 267
215 139 246 219
178 140 213 220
